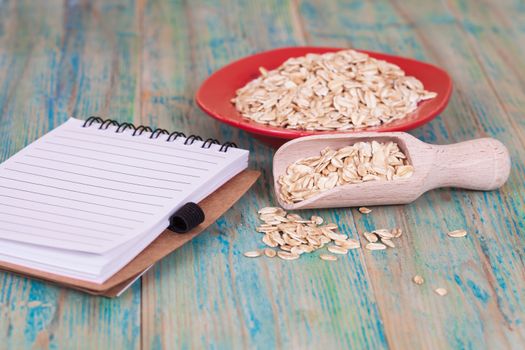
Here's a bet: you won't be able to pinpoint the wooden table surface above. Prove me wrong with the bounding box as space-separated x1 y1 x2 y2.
0 0 524 349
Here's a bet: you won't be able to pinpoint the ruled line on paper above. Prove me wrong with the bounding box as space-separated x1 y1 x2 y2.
0 212 125 235
13 162 191 188
0 194 146 222
61 129 228 159
0 184 158 213
0 228 103 247
0 118 248 255
32 148 209 172
0 176 169 205
53 136 220 164
3 168 179 197
0 203 134 229
39 143 212 171
23 155 200 180
0 219 115 241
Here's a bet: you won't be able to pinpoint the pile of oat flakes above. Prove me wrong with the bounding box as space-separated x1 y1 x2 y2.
232 49 437 131
243 206 401 262
278 140 414 204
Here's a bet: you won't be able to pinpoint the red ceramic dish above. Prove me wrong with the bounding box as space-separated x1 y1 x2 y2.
196 47 452 147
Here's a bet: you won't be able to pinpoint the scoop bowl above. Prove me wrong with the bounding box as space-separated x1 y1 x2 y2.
273 133 510 210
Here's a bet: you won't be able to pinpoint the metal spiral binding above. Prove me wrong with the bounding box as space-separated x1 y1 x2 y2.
82 116 237 152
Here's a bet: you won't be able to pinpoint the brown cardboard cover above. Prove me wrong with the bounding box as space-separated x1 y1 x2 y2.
0 170 260 296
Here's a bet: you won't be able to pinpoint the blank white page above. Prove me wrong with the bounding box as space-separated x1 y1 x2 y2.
0 118 248 254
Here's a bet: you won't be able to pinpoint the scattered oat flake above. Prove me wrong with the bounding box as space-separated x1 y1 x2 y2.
447 229 467 238
290 246 304 256
412 275 424 285
324 230 348 241
358 207 372 214
338 239 361 250
274 215 289 223
280 244 292 252
262 234 278 248
311 215 324 225
365 242 387 251
324 223 338 230
244 250 261 258
363 232 379 243
320 254 337 261
435 288 448 296
264 248 276 258
373 229 394 239
381 239 396 248
258 207 280 214
277 251 300 260
393 228 403 238
328 245 348 255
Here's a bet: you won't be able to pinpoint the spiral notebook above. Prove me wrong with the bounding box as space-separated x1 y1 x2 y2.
0 117 249 284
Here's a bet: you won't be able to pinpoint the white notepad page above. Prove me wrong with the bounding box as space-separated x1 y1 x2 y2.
0 118 249 283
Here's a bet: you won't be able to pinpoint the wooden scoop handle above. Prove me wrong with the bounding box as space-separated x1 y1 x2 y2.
427 138 510 191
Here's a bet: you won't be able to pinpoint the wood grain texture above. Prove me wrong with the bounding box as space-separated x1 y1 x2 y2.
297 1 525 349
273 133 511 209
0 0 524 349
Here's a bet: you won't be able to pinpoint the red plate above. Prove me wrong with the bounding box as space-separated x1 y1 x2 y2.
196 47 452 147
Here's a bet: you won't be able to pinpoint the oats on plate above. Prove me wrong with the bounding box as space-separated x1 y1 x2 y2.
232 49 437 131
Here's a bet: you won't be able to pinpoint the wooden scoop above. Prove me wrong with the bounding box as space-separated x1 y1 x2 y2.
273 132 511 210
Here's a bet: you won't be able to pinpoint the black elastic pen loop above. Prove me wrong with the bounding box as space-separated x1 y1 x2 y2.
168 202 205 233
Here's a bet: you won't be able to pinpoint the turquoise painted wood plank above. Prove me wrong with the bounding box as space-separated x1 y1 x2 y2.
138 1 387 349
298 0 525 348
0 1 142 349
0 0 524 349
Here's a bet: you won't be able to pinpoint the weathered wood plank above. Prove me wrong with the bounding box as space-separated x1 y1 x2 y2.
138 1 389 349
0 1 142 349
0 0 524 349
297 0 525 348
443 0 525 141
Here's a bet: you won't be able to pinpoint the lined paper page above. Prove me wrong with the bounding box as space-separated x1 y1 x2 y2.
0 118 248 254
